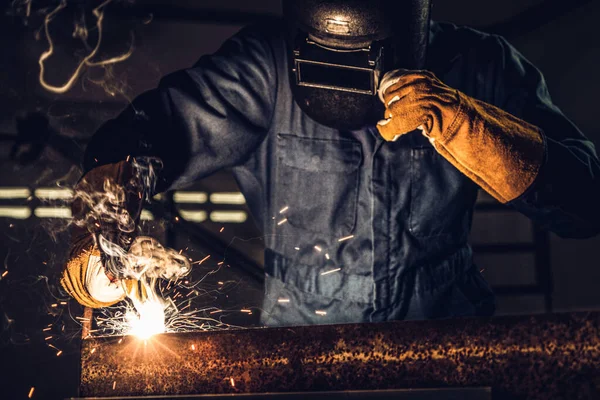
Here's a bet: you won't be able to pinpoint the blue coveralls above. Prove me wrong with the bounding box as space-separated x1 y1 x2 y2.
85 21 600 326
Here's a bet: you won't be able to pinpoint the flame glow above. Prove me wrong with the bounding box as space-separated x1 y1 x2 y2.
125 298 166 340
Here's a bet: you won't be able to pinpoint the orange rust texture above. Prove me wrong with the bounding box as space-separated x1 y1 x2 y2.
80 312 600 399
81 307 93 339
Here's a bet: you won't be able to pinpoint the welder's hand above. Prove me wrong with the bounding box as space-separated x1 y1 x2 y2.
61 245 147 308
61 161 144 308
376 69 545 203
376 69 458 141
61 246 127 308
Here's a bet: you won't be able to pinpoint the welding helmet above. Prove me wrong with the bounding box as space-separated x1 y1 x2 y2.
283 0 432 130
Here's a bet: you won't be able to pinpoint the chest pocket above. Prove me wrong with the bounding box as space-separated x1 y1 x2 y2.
277 134 362 236
410 147 477 239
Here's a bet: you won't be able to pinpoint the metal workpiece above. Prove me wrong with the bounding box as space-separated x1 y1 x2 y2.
80 312 600 399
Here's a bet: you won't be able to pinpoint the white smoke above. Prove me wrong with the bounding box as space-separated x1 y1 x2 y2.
99 235 190 281
72 156 190 336
71 176 136 235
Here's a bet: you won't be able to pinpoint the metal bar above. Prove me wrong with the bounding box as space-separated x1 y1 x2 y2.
74 387 492 399
533 225 553 312
80 312 600 399
81 307 93 339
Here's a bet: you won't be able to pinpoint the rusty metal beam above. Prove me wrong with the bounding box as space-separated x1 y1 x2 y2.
80 312 600 399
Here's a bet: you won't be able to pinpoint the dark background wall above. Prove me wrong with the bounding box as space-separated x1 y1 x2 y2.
0 0 599 398
433 0 600 313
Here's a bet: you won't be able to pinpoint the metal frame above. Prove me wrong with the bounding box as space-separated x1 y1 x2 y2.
473 199 553 312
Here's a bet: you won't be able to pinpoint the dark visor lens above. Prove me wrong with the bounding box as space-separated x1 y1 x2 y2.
297 61 373 94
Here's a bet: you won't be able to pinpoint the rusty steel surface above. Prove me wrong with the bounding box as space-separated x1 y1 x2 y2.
80 312 600 399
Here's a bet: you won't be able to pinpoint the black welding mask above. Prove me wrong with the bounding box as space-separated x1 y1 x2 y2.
283 0 432 130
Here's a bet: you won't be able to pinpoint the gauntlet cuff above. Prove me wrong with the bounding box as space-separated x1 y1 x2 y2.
431 92 545 203
60 246 126 309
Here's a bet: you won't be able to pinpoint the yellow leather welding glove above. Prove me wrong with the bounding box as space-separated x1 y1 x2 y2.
61 160 144 308
61 245 147 308
61 246 127 308
377 69 544 203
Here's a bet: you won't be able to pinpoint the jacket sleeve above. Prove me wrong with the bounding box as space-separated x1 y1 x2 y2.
84 25 277 193
492 36 600 238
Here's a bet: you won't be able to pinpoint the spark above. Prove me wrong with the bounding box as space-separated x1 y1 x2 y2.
321 268 341 276
28 387 35 398
314 246 322 252
14 0 32 19
277 298 290 303
230 377 235 387
217 261 224 266
192 255 210 265
294 247 300 251
315 310 327 316
118 338 123 344
44 336 52 341
277 218 288 225
219 227 225 233
279 206 289 214
1 270 8 278
112 381 116 390
38 0 134 94
51 303 58 308
218 281 224 285
56 350 63 356
47 343 59 351
75 209 233 339
191 344 196 350
325 253 330 260
337 235 354 242
42 327 51 332
90 348 96 354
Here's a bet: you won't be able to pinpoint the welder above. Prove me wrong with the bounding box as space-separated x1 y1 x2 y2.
61 0 600 326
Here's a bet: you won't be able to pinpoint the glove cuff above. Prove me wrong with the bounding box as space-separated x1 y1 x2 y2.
61 246 126 309
431 91 545 203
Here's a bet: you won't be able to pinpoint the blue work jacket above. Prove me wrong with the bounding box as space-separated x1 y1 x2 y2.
85 21 600 326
